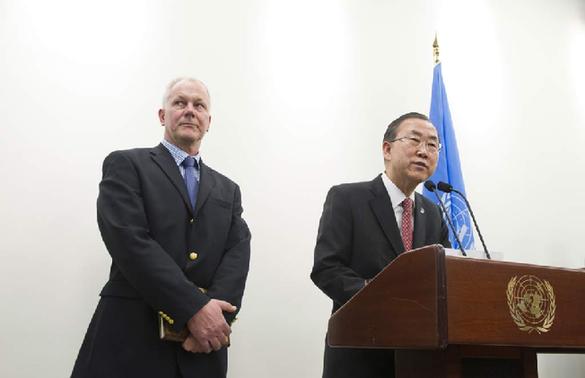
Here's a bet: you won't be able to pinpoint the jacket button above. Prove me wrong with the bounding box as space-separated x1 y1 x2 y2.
189 252 198 260
189 218 195 224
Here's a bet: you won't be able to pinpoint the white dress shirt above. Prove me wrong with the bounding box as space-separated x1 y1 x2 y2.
381 172 415 231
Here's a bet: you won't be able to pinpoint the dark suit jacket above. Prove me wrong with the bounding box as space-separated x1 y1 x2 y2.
72 144 251 378
311 175 450 378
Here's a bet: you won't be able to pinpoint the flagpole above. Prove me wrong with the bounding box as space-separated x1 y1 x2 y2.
433 34 440 64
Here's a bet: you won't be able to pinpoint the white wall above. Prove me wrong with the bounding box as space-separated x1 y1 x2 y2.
1 0 584 376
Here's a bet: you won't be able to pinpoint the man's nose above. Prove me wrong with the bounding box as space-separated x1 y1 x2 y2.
416 143 429 156
184 103 195 115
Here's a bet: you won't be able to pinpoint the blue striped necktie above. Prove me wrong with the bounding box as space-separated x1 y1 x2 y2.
181 157 198 210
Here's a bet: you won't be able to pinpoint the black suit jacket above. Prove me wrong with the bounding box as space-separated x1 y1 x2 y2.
311 175 450 378
72 144 251 378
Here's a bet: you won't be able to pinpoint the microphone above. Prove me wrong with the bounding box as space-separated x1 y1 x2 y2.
424 180 467 257
437 181 491 260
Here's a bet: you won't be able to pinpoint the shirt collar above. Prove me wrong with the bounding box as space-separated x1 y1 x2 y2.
381 172 415 210
161 139 201 167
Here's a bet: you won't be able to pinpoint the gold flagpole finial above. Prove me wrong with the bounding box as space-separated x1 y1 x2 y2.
433 34 440 64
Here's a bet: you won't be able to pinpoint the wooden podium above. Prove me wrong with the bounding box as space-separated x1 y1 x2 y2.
327 245 585 377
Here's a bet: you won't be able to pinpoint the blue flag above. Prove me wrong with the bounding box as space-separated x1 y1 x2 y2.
422 63 474 250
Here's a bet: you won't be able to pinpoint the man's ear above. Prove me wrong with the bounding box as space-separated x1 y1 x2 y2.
158 109 165 125
382 140 392 161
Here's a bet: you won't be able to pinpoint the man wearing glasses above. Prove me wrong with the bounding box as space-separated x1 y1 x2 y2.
311 112 451 378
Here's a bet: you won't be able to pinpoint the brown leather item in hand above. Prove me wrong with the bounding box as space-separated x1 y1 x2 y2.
159 315 189 342
158 314 234 345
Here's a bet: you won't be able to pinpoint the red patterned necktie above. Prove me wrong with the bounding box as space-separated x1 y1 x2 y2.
401 198 413 251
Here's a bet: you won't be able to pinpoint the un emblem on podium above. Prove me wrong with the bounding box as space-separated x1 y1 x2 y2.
506 275 556 334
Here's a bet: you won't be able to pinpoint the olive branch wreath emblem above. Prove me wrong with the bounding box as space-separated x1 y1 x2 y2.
506 275 556 334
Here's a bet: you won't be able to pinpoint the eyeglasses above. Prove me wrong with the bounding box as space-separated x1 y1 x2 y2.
388 136 442 153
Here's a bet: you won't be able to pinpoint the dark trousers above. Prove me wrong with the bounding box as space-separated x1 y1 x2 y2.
72 297 227 378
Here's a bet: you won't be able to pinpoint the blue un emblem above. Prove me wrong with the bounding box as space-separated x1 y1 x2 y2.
440 192 474 250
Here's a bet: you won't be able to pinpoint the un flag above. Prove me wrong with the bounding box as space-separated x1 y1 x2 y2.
422 63 475 250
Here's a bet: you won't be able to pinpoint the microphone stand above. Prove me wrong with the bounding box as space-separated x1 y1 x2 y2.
437 181 491 260
451 188 491 260
425 181 467 257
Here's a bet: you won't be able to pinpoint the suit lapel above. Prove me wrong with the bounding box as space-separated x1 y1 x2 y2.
413 193 427 248
194 161 216 217
369 175 405 256
150 144 193 215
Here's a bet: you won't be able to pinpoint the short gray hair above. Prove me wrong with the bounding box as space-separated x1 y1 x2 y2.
161 77 211 108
